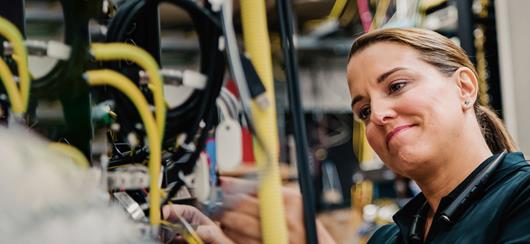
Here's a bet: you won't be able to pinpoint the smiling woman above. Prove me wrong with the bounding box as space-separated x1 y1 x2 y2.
346 28 530 243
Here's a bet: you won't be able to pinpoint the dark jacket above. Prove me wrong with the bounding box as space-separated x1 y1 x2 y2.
368 152 530 244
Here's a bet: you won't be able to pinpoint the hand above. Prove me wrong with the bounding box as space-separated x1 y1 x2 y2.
162 204 234 244
217 177 336 244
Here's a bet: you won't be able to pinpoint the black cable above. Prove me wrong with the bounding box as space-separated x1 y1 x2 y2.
240 54 267 100
277 0 319 243
28 0 97 159
161 179 185 206
162 0 225 147
102 0 225 207
31 0 96 99
104 0 225 150
439 150 507 224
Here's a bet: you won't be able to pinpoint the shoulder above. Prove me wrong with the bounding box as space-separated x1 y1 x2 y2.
499 153 530 195
367 224 400 244
495 156 530 242
503 166 530 213
492 152 529 192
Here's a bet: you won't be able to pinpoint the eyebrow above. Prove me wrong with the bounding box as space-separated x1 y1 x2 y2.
350 67 408 108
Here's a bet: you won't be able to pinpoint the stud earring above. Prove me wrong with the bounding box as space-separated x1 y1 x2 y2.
464 100 471 106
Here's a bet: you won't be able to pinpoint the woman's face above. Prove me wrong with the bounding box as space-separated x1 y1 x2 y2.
347 42 465 178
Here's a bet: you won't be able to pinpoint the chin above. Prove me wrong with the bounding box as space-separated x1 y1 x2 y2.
384 145 428 177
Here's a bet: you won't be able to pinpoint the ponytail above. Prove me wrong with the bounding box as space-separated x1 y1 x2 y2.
475 105 517 153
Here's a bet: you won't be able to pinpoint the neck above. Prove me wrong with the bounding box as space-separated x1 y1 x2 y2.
414 121 492 212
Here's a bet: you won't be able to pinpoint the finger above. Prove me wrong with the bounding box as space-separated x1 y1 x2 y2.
223 228 262 244
162 204 215 226
221 193 260 218
219 210 261 239
162 204 182 221
220 177 258 196
196 225 234 244
281 187 302 202
163 204 199 221
167 235 186 244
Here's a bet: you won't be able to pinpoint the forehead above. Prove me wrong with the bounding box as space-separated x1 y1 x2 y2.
347 42 424 87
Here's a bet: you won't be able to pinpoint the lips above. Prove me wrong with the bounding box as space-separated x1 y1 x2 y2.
386 124 415 145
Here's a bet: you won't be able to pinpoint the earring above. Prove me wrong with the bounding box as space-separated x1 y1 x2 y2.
464 100 471 106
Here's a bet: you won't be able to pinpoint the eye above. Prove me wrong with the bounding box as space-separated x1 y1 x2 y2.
357 105 371 121
389 81 407 94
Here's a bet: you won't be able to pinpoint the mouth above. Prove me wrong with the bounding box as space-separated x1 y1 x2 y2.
386 124 416 145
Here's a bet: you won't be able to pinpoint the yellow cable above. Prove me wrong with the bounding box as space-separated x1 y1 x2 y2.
86 69 162 226
90 43 166 141
338 0 357 26
353 121 373 163
419 0 447 10
240 1 288 243
351 180 373 244
49 142 90 170
165 202 204 244
0 16 30 113
370 0 392 30
329 0 349 19
0 59 23 113
160 220 203 244
305 0 348 30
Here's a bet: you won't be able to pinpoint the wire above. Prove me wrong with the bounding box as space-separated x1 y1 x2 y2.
329 0 349 19
219 0 275 168
276 0 319 243
0 16 30 113
105 0 226 154
85 69 162 226
49 142 90 170
357 0 373 32
370 0 392 30
236 0 290 243
90 43 166 142
163 202 204 244
304 0 348 31
221 2 290 244
160 220 203 244
0 59 23 113
353 121 374 164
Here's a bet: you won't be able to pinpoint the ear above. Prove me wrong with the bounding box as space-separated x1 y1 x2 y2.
452 67 479 110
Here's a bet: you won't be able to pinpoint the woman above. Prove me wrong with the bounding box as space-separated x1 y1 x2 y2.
165 28 530 243
347 28 529 243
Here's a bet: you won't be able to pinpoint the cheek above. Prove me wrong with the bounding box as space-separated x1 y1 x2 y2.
404 83 461 130
399 87 435 113
365 125 385 153
393 85 448 133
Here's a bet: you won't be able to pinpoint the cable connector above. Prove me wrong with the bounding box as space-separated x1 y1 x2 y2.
108 165 150 190
141 69 207 90
254 93 270 110
240 54 270 109
46 41 71 60
3 40 71 60
209 0 224 12
113 192 147 221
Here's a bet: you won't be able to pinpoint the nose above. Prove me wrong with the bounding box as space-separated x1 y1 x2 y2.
369 98 396 125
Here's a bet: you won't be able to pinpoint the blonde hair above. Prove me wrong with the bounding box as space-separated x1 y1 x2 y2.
348 28 517 153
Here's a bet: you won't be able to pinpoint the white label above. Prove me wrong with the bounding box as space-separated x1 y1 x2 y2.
215 119 242 171
193 153 210 202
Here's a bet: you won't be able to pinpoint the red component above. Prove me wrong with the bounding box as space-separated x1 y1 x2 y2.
241 126 255 165
225 78 240 98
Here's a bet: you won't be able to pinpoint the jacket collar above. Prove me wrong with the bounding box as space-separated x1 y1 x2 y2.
391 152 527 243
